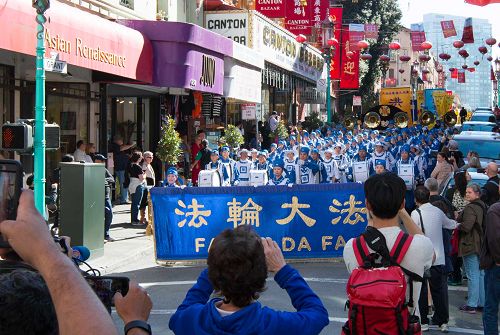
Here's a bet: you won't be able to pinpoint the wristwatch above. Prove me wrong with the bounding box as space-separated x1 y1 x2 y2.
124 320 152 335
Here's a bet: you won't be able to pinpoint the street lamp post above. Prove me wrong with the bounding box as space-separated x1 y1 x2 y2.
495 58 500 108
32 0 50 216
321 15 335 123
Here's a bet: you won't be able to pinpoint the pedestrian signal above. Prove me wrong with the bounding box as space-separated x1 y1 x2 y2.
1 123 33 151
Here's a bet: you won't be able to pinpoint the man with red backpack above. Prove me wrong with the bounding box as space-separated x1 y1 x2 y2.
343 173 435 335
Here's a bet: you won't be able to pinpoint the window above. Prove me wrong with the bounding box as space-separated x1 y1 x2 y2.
119 0 134 10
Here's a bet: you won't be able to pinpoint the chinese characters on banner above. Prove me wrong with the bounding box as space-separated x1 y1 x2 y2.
461 17 474 43
410 23 426 51
312 0 328 48
340 27 360 90
380 87 412 115
285 0 312 35
151 183 368 260
364 24 379 39
255 0 286 18
329 7 343 80
440 20 457 38
458 69 466 83
437 71 446 88
348 24 365 51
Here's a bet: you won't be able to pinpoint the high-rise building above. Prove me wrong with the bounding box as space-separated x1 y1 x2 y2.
422 13 493 109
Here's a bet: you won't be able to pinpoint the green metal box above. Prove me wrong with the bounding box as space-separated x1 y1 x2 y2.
59 162 105 258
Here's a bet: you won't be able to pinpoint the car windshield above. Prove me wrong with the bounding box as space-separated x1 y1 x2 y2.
471 114 495 122
461 124 495 132
445 176 488 190
454 138 500 160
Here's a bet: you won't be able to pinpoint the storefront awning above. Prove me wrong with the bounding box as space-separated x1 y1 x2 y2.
0 0 153 83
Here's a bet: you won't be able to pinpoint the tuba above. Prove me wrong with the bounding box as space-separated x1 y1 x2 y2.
419 111 436 126
344 116 357 130
443 111 457 127
364 112 381 129
394 112 409 128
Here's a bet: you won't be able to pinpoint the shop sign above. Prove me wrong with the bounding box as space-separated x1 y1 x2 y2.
252 13 324 82
200 55 217 88
284 0 312 35
353 96 362 106
255 0 286 18
241 104 257 120
206 13 249 46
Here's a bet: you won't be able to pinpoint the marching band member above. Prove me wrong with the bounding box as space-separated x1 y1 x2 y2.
350 145 372 183
374 159 388 174
268 159 292 186
310 148 329 184
162 167 181 188
220 146 239 186
276 140 287 158
268 143 279 164
235 149 253 186
396 145 418 211
250 148 259 164
254 151 273 179
371 141 395 173
206 150 229 186
332 143 349 183
323 149 340 183
297 147 319 185
283 149 299 184
411 144 428 185
289 136 299 152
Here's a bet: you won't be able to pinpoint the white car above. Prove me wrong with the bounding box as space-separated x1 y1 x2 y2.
460 121 498 133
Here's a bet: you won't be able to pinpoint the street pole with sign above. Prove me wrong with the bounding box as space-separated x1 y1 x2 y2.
321 16 335 124
32 0 50 216
495 58 500 108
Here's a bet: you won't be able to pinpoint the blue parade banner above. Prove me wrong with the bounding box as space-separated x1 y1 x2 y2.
151 183 368 261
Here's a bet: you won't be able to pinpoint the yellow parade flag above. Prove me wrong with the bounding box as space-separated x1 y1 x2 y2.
433 90 449 118
380 87 413 125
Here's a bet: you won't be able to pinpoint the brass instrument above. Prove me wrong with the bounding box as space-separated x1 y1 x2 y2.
443 111 457 127
419 111 436 126
394 112 409 128
344 116 357 130
364 112 381 129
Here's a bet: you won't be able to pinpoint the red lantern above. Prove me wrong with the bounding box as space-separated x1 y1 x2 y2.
327 38 338 47
436 67 443 73
485 38 497 46
458 49 469 58
412 69 419 76
439 53 448 61
360 53 373 61
418 54 430 63
478 46 488 55
379 55 390 62
449 67 456 72
421 41 433 50
399 69 405 74
389 42 401 50
487 55 493 62
357 40 369 50
399 55 411 62
462 64 468 69
295 34 307 44
453 40 464 49
422 68 430 74
474 60 480 66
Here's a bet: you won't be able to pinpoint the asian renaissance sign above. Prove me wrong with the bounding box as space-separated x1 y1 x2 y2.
151 183 368 261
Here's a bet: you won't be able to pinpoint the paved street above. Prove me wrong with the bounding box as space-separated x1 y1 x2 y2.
107 248 489 335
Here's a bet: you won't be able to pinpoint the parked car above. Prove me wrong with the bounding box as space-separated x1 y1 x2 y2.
440 169 489 197
460 121 498 133
452 131 500 167
474 107 492 113
470 112 496 123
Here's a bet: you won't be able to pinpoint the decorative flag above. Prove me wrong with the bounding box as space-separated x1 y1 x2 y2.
416 90 425 112
285 0 312 35
312 0 329 48
437 71 446 88
410 23 426 51
458 69 466 83
329 7 343 80
433 90 448 117
349 24 365 51
255 0 286 18
440 20 457 38
450 68 458 79
465 0 500 6
380 87 413 122
340 26 360 90
467 67 476 72
364 24 379 39
461 17 474 43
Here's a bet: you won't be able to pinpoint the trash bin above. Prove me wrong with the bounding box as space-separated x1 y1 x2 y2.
59 162 105 258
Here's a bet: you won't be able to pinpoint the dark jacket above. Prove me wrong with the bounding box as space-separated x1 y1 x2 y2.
481 175 500 206
169 266 329 335
104 168 115 199
458 199 486 257
481 202 500 268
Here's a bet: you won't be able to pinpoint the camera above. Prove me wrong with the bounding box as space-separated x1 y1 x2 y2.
85 276 130 313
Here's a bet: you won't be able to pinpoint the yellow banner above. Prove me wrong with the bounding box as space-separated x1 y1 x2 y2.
416 90 424 114
433 91 449 118
380 87 412 125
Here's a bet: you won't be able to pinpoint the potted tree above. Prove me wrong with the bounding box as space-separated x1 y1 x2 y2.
156 115 182 177
224 124 244 156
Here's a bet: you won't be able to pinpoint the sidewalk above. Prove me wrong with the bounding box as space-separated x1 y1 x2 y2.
87 204 155 275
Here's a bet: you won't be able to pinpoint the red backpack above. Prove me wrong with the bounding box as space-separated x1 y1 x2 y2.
342 227 423 335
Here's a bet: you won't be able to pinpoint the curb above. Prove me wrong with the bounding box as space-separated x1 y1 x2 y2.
88 241 154 275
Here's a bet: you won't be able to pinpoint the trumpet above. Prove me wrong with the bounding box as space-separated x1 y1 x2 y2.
419 111 436 126
443 111 457 127
394 112 409 128
364 112 381 129
344 116 357 130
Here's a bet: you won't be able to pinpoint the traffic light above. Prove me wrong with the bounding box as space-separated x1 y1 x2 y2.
46 123 60 150
1 122 33 152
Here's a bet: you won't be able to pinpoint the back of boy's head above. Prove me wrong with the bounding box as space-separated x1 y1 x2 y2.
364 173 406 219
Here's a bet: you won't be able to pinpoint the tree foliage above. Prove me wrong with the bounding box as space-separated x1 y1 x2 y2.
300 111 324 132
341 0 402 110
224 124 244 149
156 115 182 165
272 120 290 140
